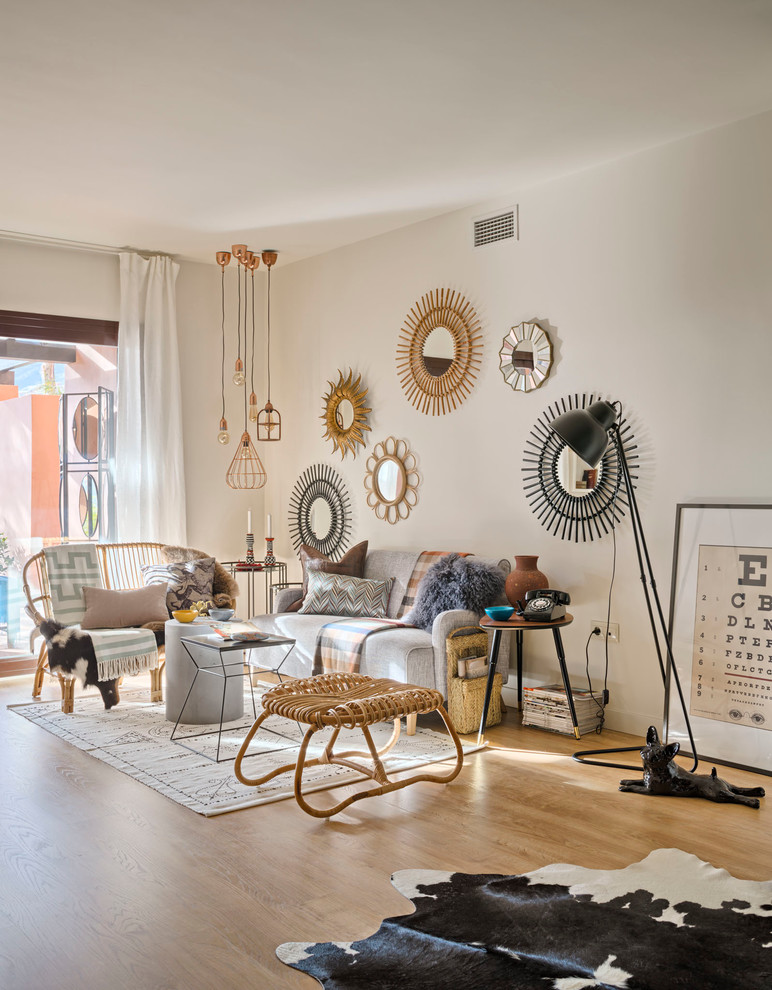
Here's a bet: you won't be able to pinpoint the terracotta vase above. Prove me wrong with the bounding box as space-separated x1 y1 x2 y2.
504 555 548 608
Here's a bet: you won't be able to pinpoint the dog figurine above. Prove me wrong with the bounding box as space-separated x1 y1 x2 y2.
39 619 120 710
619 726 765 808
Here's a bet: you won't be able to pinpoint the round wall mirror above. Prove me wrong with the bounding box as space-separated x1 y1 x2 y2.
335 398 355 431
557 448 603 497
321 369 371 459
397 288 482 416
72 396 99 460
309 496 333 540
522 393 639 541
365 437 420 524
422 326 455 377
288 463 352 559
79 474 99 537
374 456 406 504
499 321 553 392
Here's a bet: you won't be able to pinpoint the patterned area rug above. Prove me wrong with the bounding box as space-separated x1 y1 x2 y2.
10 687 478 817
278 848 772 988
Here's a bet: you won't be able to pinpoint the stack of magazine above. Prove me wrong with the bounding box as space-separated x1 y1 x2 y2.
521 683 604 735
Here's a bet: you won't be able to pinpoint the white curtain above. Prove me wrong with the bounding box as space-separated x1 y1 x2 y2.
115 251 187 545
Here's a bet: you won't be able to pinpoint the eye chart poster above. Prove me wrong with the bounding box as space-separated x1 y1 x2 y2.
667 504 772 774
691 545 772 730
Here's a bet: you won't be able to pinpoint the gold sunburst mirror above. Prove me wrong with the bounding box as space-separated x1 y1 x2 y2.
499 321 553 392
396 288 483 416
321 369 372 459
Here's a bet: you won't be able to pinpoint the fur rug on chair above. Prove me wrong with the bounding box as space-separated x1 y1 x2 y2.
402 554 506 631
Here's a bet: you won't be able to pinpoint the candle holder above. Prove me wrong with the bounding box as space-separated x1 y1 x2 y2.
245 532 255 564
263 536 276 566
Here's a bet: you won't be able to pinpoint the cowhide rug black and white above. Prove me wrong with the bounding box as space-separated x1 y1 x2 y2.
277 848 772 989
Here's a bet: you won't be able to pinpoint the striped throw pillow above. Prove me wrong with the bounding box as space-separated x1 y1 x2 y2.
298 571 394 619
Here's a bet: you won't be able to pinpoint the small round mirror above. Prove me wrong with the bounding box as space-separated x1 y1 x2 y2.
335 398 355 431
556 446 602 498
79 474 99 537
309 496 333 540
422 326 455 377
512 339 535 372
72 396 99 460
375 457 406 504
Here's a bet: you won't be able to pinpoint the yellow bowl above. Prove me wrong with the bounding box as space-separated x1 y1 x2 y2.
172 609 197 623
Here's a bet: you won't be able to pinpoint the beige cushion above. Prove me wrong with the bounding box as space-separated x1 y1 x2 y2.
80 584 169 629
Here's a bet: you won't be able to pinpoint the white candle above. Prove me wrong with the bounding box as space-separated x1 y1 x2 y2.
247 509 252 533
266 514 272 538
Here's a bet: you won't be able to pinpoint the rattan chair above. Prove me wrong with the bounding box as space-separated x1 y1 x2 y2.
23 542 166 713
234 672 464 818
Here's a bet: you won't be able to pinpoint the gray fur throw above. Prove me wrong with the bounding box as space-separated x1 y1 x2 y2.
402 554 506 631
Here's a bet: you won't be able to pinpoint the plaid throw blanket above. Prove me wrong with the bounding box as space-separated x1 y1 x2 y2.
44 544 158 681
397 550 470 618
313 618 408 675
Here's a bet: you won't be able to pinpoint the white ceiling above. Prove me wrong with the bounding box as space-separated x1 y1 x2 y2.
3 0 772 266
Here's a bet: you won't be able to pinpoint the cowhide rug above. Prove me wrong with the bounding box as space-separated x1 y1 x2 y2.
277 848 772 988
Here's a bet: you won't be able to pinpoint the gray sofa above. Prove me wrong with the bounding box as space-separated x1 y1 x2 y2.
250 549 510 696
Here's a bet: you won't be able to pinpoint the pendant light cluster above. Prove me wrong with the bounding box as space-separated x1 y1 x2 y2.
216 246 282 490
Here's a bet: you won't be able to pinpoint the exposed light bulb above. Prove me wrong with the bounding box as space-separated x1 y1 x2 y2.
233 358 245 386
218 429 230 445
248 391 258 421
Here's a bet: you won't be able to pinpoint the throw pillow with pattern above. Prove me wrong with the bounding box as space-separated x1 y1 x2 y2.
298 571 393 619
286 540 369 612
141 557 216 613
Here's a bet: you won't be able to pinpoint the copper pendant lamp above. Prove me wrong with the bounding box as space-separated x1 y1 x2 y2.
216 251 231 445
256 250 282 441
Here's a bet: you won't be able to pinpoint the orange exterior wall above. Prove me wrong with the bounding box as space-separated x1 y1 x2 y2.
30 395 61 538
0 385 19 401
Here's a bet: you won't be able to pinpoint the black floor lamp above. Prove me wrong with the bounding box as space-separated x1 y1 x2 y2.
549 399 699 772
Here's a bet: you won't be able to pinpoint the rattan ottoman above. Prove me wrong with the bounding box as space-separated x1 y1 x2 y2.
234 672 464 818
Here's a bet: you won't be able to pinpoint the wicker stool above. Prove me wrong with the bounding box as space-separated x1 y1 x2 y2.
234 672 464 818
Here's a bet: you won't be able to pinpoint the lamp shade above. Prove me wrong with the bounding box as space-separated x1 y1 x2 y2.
549 400 617 468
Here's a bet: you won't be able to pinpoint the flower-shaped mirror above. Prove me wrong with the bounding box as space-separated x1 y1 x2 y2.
288 463 352 558
364 437 420 525
396 288 482 416
321 369 371 459
499 321 552 392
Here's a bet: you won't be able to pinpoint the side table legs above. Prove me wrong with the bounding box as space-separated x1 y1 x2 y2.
552 627 581 740
477 629 502 745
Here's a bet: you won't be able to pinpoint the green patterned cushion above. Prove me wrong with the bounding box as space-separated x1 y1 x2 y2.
298 571 394 619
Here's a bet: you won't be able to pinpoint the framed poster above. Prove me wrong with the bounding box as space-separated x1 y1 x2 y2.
666 503 772 775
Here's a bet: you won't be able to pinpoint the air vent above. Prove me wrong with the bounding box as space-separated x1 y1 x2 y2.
473 206 518 247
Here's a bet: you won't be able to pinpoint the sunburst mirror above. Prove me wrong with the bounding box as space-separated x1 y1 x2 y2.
288 464 352 559
321 369 372 459
499 321 553 392
364 437 420 525
523 393 640 542
396 288 483 415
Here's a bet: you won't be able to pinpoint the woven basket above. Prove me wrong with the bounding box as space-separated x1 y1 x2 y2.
446 625 503 734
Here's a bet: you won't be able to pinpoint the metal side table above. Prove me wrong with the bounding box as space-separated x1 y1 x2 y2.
477 613 577 744
171 632 295 762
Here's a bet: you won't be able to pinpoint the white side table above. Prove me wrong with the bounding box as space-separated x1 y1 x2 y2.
164 619 244 724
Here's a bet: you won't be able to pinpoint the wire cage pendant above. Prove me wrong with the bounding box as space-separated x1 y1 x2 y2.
226 431 267 490
257 400 281 441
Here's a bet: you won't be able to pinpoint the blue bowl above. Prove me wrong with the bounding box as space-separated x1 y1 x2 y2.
485 605 514 622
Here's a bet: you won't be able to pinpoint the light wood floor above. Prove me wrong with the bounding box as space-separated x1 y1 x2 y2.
2 672 770 989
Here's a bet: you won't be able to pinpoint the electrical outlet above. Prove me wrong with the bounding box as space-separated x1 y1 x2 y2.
592 620 620 643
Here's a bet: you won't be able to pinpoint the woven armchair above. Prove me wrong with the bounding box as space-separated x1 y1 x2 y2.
23 542 167 711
